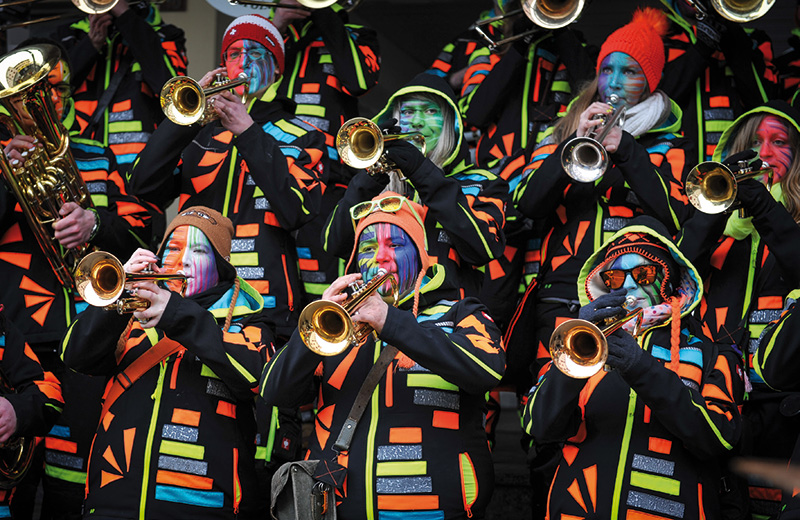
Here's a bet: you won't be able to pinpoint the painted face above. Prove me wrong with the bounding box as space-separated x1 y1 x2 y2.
606 253 665 312
398 99 444 156
752 115 794 183
224 40 277 97
46 59 70 120
597 52 648 109
161 225 219 297
357 223 420 299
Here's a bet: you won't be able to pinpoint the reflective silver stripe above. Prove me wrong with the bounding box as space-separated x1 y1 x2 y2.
627 490 685 518
681 378 700 392
231 239 256 253
86 181 107 194
108 132 150 144
402 363 428 373
109 109 134 122
703 108 735 121
246 175 255 185
377 444 423 461
45 451 84 469
413 389 460 410
298 115 329 132
236 267 265 279
375 476 432 494
158 455 208 476
437 230 452 244
295 94 321 105
749 309 782 325
206 379 234 400
631 454 675 477
162 424 199 443
254 198 272 210
322 63 335 75
301 271 327 283
603 217 631 232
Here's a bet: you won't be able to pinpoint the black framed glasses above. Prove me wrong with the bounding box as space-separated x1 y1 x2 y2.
224 48 268 63
600 264 660 290
50 82 72 99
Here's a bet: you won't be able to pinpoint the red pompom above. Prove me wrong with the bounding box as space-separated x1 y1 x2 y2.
631 6 670 38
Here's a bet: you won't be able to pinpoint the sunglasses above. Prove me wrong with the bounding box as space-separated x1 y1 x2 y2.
600 264 660 290
350 195 408 220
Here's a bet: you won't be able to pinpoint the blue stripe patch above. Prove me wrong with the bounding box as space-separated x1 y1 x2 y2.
71 141 104 155
49 425 71 438
262 122 296 144
428 69 447 78
296 247 312 259
75 158 110 171
645 143 671 155
455 173 489 183
536 46 557 63
116 153 139 165
379 511 444 520
263 296 276 309
75 301 89 315
327 145 339 160
418 312 446 322
650 346 703 366
278 145 301 159
155 485 224 508
0 505 10 518
460 186 480 197
0 336 4 346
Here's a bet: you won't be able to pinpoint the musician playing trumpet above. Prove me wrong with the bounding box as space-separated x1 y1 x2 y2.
260 192 504 519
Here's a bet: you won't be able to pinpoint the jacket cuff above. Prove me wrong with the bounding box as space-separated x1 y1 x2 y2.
610 131 637 164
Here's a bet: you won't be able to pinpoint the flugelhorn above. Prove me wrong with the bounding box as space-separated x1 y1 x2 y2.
685 160 773 215
685 0 774 23
298 269 399 356
160 73 249 126
75 251 187 314
472 0 585 49
336 117 425 178
549 296 643 379
561 94 626 183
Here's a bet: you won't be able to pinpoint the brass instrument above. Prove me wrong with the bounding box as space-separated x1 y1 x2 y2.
0 44 93 289
0 364 35 490
561 94 627 183
74 251 188 314
336 117 425 178
685 160 773 215
298 269 399 356
549 296 643 378
0 0 120 31
472 0 586 49
227 0 361 11
685 0 774 23
160 73 250 126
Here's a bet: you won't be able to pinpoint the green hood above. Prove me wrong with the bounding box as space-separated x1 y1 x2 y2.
713 100 800 163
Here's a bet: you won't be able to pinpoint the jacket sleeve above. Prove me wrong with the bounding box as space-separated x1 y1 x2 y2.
309 8 380 96
459 45 524 127
749 198 800 288
753 293 800 391
234 120 327 230
522 363 588 444
321 169 386 259
513 141 571 220
408 162 508 265
259 330 320 408
56 22 100 91
0 310 63 437
378 298 506 395
60 305 133 376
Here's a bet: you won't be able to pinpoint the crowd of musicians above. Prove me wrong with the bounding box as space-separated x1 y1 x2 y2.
1 0 800 518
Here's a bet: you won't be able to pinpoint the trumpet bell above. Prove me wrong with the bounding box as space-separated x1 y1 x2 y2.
161 76 205 126
72 0 118 14
708 0 775 23
550 319 608 379
74 251 125 307
337 117 383 169
561 137 609 183
685 162 737 214
524 0 585 30
298 299 354 356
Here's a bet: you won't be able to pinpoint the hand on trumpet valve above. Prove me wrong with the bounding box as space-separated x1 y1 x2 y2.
123 248 162 275
578 288 628 323
379 117 401 136
132 281 170 329
53 202 95 249
721 149 759 173
215 90 254 135
384 139 426 178
605 327 643 377
735 177 775 217
578 102 622 153
321 273 362 305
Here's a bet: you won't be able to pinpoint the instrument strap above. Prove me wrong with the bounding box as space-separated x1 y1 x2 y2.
332 344 398 453
87 51 134 133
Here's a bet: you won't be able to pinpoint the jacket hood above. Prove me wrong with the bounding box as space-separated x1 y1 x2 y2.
578 215 703 319
713 100 800 163
207 277 264 321
372 72 468 170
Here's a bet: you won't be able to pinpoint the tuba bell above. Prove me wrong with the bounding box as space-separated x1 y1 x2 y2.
561 94 626 183
0 44 93 289
336 117 425 178
160 73 250 126
685 160 773 215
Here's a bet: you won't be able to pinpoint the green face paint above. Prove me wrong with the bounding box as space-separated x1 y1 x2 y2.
398 99 444 156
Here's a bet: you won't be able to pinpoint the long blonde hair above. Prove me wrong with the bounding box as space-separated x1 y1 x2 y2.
727 114 800 223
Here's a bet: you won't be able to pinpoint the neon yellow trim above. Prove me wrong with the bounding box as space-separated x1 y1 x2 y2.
275 119 304 137
376 461 427 476
551 80 570 93
109 121 143 133
44 464 86 484
406 373 458 391
690 397 734 450
226 352 257 384
457 203 492 257
742 236 759 322
611 389 638 520
201 365 220 379
223 146 238 217
303 282 329 296
254 187 264 198
265 406 278 463
630 470 681 496
230 252 259 265
751 63 768 102
365 344 380 520
318 54 332 64
296 104 326 117
255 445 268 461
290 186 310 215
705 120 734 132
140 361 168 519
348 34 368 91
448 340 502 381
159 439 205 460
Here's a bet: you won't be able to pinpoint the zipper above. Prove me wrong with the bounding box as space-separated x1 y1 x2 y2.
139 360 168 519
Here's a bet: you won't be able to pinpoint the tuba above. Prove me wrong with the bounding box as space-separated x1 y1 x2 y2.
561 94 626 183
685 160 773 215
298 269 398 356
336 117 425 178
160 73 250 126
0 44 93 289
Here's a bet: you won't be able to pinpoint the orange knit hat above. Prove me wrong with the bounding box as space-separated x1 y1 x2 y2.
596 7 669 93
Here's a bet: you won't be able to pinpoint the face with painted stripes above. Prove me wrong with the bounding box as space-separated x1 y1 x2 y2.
224 40 277 97
752 115 794 183
398 99 444 155
161 226 219 297
607 253 665 311
597 52 648 109
357 223 420 299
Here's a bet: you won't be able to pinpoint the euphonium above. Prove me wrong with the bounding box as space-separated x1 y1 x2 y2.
0 364 35 490
298 269 399 356
74 251 187 314
160 73 250 126
685 160 773 215
560 94 626 183
0 44 93 289
685 0 774 23
549 296 643 379
472 0 585 48
336 117 425 178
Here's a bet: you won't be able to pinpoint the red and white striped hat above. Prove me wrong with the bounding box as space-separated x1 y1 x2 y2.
221 14 285 74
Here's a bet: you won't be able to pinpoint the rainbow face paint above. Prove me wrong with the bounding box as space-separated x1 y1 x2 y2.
609 253 665 311
225 40 276 96
752 115 794 183
398 99 444 155
356 223 420 299
161 225 219 297
598 52 648 109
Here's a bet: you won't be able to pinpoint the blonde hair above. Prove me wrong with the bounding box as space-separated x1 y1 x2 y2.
727 114 800 223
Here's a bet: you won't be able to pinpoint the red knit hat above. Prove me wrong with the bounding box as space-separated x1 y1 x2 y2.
220 14 285 74
596 7 669 93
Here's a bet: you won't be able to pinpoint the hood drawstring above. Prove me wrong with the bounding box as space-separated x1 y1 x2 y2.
395 270 427 369
667 295 683 374
223 278 241 333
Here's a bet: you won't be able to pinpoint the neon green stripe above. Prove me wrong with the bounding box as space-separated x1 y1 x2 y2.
265 406 278 463
303 282 329 296
630 470 681 496
650 168 680 231
109 121 143 132
755 319 787 385
742 236 759 321
141 362 168 519
319 54 332 64
458 203 492 257
520 41 535 150
230 252 259 266
365 344 381 520
254 187 264 197
131 62 141 73
159 439 205 460
290 186 310 215
90 194 108 207
276 119 304 137
44 464 86 484
348 34 367 91
223 146 238 217
255 445 268 461
226 352 257 384
376 461 427 476
406 373 458 391
46 402 63 414
162 53 177 78
449 340 502 381
751 63 768 102
286 50 301 97
61 321 78 362
127 229 148 249
705 120 733 132
296 104 326 117
260 346 289 396
611 389 638 520
551 80 570 93
690 397 734 450
201 365 220 379
425 304 454 315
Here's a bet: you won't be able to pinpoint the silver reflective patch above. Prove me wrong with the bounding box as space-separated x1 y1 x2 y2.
377 444 422 461
375 476 432 494
254 198 272 211
236 267 265 279
158 455 208 476
749 309 782 325
631 454 674 476
413 389 460 410
301 271 327 283
86 181 107 194
45 451 84 470
603 217 631 232
299 116 329 132
231 239 256 253
206 379 234 400
627 490 685 518
108 132 150 144
295 94 321 105
109 109 134 122
162 424 199 443
681 378 700 392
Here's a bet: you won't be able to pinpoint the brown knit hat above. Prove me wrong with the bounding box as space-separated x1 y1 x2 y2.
159 206 234 262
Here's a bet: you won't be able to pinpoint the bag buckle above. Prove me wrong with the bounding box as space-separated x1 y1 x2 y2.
311 481 330 518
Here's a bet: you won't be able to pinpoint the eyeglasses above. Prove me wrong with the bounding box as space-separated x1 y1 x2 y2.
600 264 660 290
224 48 268 63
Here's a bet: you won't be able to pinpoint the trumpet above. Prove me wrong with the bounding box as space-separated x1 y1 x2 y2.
549 296 643 379
685 160 773 215
685 0 774 23
472 0 586 49
561 94 626 183
336 117 425 178
160 73 249 126
75 251 187 314
298 269 398 356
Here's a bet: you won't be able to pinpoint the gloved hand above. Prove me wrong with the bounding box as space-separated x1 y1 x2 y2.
695 14 726 51
383 139 426 178
605 329 643 377
578 289 627 324
722 149 759 173
379 117 401 135
736 177 775 218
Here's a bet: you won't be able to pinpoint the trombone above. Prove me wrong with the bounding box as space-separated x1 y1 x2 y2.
684 0 775 23
75 251 187 314
471 0 586 49
549 296 643 379
160 73 249 126
561 94 626 183
336 117 425 178
685 160 773 215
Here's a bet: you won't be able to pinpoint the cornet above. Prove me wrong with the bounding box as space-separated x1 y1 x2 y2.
298 269 398 356
75 251 187 314
160 73 250 126
685 160 773 215
561 94 626 183
549 296 643 379
336 117 425 178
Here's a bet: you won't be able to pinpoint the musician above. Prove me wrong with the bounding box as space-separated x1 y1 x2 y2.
270 0 380 307
260 192 505 519
60 206 273 519
0 39 154 520
523 215 743 519
0 306 63 519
